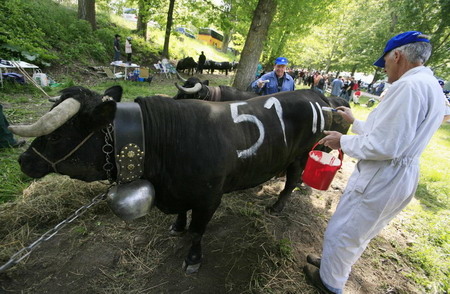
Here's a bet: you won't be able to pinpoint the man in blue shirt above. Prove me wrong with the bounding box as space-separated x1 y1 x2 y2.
331 76 344 96
251 57 295 95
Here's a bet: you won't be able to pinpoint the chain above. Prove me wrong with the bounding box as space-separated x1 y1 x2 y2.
0 192 108 273
102 124 115 183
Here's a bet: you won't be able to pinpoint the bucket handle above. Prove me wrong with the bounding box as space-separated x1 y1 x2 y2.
311 142 343 167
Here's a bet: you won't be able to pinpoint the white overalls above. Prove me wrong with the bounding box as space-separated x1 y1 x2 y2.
320 66 446 292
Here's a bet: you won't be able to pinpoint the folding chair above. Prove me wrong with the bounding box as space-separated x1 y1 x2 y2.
165 63 177 75
153 63 164 79
103 67 121 80
153 62 171 79
162 59 175 79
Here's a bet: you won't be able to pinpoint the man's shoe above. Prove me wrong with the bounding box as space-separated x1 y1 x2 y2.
307 254 321 268
303 264 334 294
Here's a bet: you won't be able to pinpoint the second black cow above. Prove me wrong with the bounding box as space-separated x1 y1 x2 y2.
176 57 197 76
173 76 258 101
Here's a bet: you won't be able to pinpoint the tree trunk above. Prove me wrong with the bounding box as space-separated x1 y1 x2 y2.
221 30 231 54
162 0 176 58
137 1 148 40
232 0 277 91
350 64 357 77
371 68 380 84
78 0 96 30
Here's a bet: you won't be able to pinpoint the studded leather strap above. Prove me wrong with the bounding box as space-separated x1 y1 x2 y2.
113 103 145 184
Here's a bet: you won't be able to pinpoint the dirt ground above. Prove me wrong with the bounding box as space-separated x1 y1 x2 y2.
0 154 425 294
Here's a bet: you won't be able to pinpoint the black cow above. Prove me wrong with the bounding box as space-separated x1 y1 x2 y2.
176 57 197 76
172 76 350 189
231 61 239 71
202 60 213 73
10 86 349 274
212 61 232 75
173 76 258 101
203 60 232 75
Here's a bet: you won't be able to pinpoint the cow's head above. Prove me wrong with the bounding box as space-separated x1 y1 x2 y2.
173 75 210 100
9 86 122 181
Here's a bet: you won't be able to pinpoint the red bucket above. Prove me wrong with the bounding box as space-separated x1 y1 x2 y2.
302 142 343 190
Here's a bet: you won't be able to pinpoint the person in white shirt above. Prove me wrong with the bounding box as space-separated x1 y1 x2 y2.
303 31 447 294
125 37 133 65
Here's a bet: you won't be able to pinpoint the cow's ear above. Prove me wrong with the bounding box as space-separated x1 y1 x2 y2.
89 100 117 130
202 80 209 86
104 86 122 102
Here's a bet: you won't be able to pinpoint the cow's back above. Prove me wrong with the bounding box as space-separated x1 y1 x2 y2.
134 91 336 211
219 90 335 191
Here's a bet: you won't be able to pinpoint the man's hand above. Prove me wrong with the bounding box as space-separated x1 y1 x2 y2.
336 106 355 124
257 79 269 88
318 131 342 150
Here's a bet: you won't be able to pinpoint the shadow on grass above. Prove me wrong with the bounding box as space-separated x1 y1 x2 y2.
437 121 450 139
414 182 448 212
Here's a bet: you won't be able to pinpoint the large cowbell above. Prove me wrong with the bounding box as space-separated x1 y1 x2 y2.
107 179 155 221
106 102 155 221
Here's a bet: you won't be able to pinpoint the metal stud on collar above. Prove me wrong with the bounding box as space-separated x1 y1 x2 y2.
116 143 144 183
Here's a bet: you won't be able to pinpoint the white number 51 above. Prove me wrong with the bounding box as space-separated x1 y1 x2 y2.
230 97 286 159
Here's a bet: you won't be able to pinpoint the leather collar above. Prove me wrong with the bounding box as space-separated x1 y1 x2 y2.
205 86 221 101
113 103 146 184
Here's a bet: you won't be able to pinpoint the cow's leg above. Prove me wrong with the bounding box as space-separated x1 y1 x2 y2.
169 212 187 236
268 158 305 214
183 203 219 274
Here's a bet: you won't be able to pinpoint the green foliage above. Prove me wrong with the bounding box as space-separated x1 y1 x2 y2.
282 0 449 79
0 0 158 67
0 0 107 65
0 148 32 204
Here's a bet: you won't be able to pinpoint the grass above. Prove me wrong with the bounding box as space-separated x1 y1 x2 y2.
0 147 32 203
396 122 450 292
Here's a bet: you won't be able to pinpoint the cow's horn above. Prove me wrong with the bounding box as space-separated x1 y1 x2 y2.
175 71 187 82
175 82 202 94
8 98 81 137
48 95 61 102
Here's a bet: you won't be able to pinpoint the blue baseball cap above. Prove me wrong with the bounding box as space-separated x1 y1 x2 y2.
275 57 288 65
373 31 430 68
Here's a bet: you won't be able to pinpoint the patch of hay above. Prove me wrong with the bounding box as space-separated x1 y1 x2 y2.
0 174 109 262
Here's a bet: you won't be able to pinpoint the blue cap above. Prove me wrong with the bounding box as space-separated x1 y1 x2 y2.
373 31 430 68
275 57 288 65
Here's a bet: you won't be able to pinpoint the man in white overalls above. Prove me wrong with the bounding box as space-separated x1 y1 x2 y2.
303 31 447 293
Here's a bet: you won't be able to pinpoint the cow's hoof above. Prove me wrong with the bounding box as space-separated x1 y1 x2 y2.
182 260 201 274
169 225 186 236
